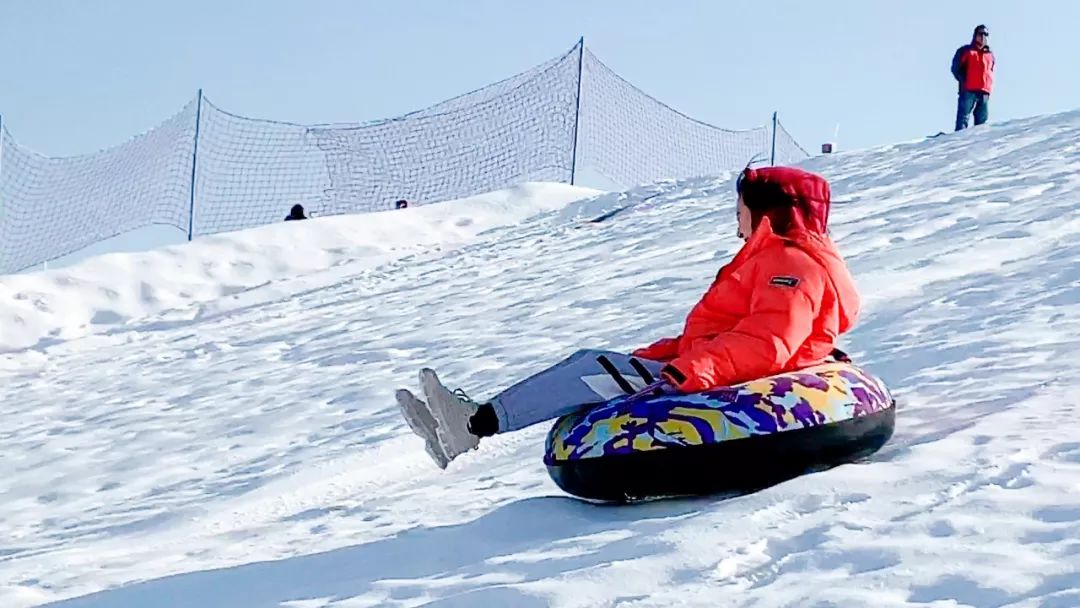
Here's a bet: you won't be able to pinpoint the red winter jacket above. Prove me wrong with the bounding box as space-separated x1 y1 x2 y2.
633 168 860 393
952 44 995 94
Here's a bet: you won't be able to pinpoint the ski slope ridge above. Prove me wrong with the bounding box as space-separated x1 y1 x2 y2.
0 182 602 353
2 109 1079 607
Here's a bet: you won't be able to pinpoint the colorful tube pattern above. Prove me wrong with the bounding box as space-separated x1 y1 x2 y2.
545 362 894 464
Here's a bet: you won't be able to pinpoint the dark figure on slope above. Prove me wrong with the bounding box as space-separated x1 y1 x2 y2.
951 24 995 131
285 204 308 221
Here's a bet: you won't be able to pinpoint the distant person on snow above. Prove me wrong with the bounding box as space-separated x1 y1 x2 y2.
285 204 308 221
395 166 861 469
395 199 409 210
951 24 995 131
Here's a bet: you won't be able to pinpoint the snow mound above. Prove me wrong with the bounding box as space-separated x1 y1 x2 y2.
0 182 602 352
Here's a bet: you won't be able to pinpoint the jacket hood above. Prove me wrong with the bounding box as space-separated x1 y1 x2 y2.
738 166 832 234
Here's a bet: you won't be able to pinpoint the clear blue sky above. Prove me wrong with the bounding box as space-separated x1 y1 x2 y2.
1 0 1077 157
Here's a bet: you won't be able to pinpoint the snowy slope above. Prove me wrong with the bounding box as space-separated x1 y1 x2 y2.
0 182 602 353
2 110 1079 608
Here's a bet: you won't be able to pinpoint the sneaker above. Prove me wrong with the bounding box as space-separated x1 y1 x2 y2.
395 388 450 469
419 368 480 464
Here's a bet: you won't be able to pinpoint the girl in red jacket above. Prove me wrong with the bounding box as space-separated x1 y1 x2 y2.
396 166 860 469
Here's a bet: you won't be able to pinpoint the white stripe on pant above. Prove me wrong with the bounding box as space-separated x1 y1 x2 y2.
488 349 665 432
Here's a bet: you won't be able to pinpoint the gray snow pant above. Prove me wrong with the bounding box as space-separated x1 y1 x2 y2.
488 349 665 433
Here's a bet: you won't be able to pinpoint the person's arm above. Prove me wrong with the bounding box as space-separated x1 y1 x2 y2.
660 257 825 392
951 46 967 82
632 336 681 362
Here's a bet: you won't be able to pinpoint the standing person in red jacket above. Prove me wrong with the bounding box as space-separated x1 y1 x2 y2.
395 166 860 469
952 24 995 131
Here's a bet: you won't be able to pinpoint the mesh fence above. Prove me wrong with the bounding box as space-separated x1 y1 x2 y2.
578 49 772 188
0 101 198 272
772 118 810 167
298 45 580 224
0 40 810 273
191 101 335 235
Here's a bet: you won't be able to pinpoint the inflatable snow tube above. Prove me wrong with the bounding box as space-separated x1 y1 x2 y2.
544 361 896 502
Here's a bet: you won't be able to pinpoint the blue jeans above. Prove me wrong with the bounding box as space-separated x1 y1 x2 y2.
956 90 990 131
488 349 664 432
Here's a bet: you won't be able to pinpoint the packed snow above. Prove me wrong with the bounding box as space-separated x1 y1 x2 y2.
2 110 1079 607
0 182 601 353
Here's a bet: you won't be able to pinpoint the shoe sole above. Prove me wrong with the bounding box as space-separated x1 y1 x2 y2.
395 388 450 469
419 369 479 460
396 389 437 437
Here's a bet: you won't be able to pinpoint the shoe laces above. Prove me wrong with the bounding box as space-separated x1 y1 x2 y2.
453 388 478 406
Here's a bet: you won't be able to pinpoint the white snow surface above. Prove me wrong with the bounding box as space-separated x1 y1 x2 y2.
0 182 601 353
2 111 1080 607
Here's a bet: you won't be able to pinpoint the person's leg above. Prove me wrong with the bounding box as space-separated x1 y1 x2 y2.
973 93 990 126
955 90 977 131
404 350 663 468
482 349 663 433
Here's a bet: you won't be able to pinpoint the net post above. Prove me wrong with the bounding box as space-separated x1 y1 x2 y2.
0 112 4 273
0 111 4 191
187 89 203 241
770 111 778 166
569 37 585 186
